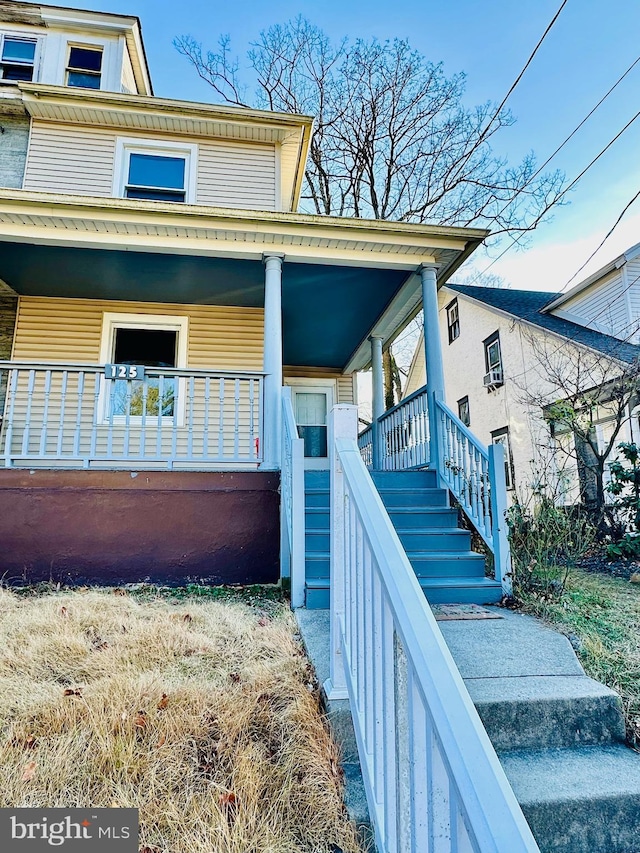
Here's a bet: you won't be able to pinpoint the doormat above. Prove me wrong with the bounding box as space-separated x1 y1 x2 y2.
431 604 504 621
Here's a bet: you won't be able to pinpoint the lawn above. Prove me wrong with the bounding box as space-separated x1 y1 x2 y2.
519 568 640 747
0 586 363 853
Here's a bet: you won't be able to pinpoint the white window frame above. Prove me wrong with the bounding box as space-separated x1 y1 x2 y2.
65 42 103 89
0 32 40 83
113 137 198 204
98 313 189 426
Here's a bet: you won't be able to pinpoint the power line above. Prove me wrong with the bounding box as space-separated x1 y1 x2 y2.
562 186 640 291
487 52 640 229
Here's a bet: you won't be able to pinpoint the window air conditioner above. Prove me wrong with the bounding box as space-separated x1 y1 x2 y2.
483 369 503 388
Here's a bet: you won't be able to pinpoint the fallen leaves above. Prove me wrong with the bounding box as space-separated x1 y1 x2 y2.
157 694 169 711
134 711 147 729
21 760 36 782
63 687 83 697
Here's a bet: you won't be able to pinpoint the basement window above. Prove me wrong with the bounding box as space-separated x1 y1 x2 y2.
66 45 103 89
0 36 36 82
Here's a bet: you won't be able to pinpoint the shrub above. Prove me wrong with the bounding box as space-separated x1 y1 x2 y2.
507 493 594 599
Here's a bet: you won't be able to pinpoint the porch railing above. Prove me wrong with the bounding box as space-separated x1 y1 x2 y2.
328 406 539 853
0 361 264 469
434 394 511 592
361 385 511 593
377 385 429 470
281 387 306 608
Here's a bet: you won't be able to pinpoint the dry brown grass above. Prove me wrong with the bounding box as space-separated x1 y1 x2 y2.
0 588 363 853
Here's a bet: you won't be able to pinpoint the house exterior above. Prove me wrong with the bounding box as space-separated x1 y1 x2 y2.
404 249 640 504
0 1 487 587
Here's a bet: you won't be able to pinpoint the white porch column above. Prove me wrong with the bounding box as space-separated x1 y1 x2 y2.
262 252 284 469
420 264 444 469
370 335 384 469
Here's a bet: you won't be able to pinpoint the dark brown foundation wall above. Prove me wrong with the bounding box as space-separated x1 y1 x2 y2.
0 470 280 586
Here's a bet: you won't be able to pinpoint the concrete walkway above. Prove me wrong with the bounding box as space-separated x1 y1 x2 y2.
296 605 640 853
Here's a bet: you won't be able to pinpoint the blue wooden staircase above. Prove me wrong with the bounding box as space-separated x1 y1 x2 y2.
304 469 503 609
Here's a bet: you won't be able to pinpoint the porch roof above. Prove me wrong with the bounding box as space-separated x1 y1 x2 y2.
0 190 487 371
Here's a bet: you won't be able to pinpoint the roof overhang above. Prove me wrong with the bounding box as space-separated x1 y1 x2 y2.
19 84 313 210
0 189 487 370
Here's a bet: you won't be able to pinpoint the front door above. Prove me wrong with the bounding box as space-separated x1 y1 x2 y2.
288 383 335 470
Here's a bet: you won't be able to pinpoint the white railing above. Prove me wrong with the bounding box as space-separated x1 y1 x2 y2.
357 423 373 468
281 387 306 608
377 386 429 470
327 406 539 853
0 361 263 469
434 394 511 592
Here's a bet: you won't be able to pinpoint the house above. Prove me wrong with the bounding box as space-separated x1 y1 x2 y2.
0 1 489 592
404 247 640 505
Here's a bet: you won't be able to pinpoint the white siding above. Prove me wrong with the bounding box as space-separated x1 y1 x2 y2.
196 140 276 210
23 121 116 196
626 259 640 341
121 44 137 94
553 269 631 339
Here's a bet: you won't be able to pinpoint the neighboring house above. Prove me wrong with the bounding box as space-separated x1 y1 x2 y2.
404 248 640 504
0 1 486 589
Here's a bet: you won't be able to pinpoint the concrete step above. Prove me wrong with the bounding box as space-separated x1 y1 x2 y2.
502 744 640 853
397 527 471 551
467 675 625 752
418 576 503 604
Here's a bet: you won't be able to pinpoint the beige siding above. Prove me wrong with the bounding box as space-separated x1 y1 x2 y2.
121 46 137 95
13 297 264 371
196 140 276 210
337 374 355 404
284 368 355 404
23 122 116 196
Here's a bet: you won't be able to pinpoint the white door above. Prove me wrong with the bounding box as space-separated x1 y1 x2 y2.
288 383 335 469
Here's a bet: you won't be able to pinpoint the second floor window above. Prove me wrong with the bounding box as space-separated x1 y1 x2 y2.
457 396 470 427
66 45 102 89
125 153 187 202
0 36 36 82
446 299 460 343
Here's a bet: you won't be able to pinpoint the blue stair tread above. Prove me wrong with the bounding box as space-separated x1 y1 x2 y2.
406 550 484 560
305 577 330 588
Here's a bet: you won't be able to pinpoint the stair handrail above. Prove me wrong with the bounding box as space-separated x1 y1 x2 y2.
326 404 539 853
281 387 306 608
433 392 511 593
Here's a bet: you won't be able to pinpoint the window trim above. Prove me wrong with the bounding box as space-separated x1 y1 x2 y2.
113 138 198 204
457 395 470 427
98 313 189 425
491 426 514 490
483 331 502 373
65 42 103 89
446 298 460 344
0 33 39 83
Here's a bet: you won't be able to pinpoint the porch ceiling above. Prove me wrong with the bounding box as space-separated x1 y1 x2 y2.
0 241 407 369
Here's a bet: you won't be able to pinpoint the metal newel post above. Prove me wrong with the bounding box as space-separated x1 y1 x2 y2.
324 403 359 701
488 442 512 594
370 335 384 469
262 252 284 469
420 264 444 471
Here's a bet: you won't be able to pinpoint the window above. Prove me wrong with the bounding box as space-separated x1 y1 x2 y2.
66 45 102 89
446 299 460 343
491 427 514 490
115 139 197 204
99 314 189 422
457 396 470 427
483 331 503 389
0 36 36 82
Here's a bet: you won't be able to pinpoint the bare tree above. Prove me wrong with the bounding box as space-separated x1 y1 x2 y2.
175 18 564 235
515 330 640 527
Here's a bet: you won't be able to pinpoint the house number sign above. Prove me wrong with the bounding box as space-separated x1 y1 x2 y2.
104 364 145 380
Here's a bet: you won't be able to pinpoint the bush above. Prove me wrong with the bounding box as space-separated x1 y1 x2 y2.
606 442 640 560
507 494 594 599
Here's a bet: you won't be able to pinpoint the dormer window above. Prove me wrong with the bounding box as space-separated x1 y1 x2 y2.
0 36 36 82
66 45 102 89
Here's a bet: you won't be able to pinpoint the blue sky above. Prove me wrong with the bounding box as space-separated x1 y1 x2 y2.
81 0 640 292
